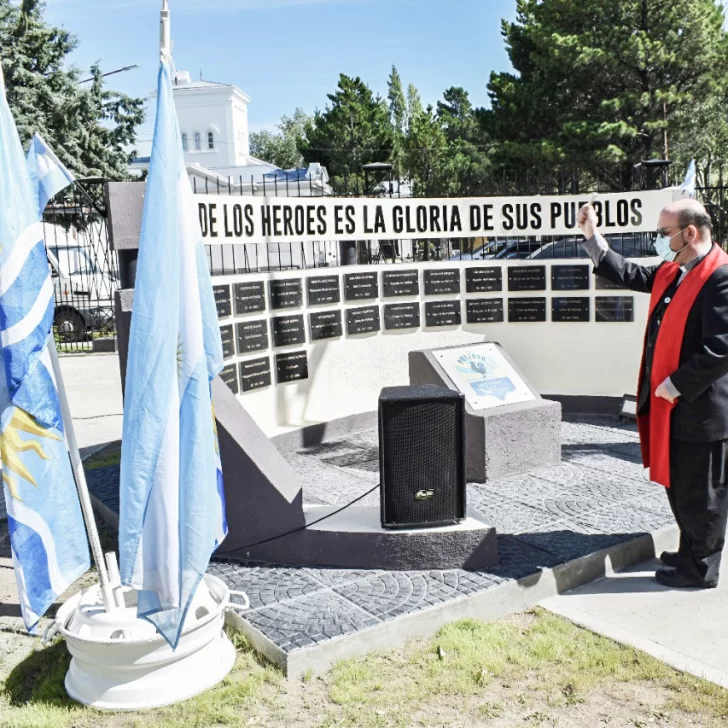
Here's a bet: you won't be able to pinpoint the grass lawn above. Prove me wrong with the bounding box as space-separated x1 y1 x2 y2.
1 608 727 728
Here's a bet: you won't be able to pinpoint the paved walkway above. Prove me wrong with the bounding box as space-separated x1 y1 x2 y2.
542 546 728 689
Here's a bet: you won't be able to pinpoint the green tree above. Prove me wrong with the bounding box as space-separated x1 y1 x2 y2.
484 0 728 189
0 0 144 179
300 74 394 193
250 108 313 169
387 65 407 180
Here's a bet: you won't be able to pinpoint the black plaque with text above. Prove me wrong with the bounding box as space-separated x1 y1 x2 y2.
595 276 626 290
214 284 232 318
220 324 235 359
425 300 462 327
276 351 308 383
307 276 341 306
236 320 268 354
271 315 306 347
382 270 419 297
310 310 343 341
269 279 303 309
424 268 460 295
384 303 420 330
240 357 271 393
346 306 380 335
344 272 379 301
466 298 504 324
234 281 266 315
508 266 546 291
466 267 502 293
221 364 239 394
595 296 634 322
551 265 590 291
508 297 547 322
552 297 590 322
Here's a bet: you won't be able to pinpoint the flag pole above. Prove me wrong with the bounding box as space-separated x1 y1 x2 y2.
160 0 171 60
49 340 116 612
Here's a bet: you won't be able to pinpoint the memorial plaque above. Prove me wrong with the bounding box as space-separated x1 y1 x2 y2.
424 268 461 295
240 356 272 393
466 267 502 293
236 319 268 354
383 302 420 330
508 297 547 322
220 324 235 359
221 364 239 394
310 310 343 341
595 296 634 322
269 278 303 309
551 265 590 291
552 296 590 322
307 275 341 306
382 269 419 298
344 272 379 301
234 281 266 315
466 298 504 324
271 315 306 347
425 300 462 328
595 275 625 290
276 351 308 383
213 284 232 318
346 305 380 335
508 266 546 291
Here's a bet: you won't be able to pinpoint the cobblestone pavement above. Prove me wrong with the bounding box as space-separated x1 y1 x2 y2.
80 415 672 657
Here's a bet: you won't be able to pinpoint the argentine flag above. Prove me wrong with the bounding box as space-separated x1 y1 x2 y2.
26 134 75 215
0 69 89 631
119 57 226 648
680 159 696 198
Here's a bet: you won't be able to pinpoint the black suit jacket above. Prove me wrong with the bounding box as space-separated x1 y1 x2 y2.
595 245 728 442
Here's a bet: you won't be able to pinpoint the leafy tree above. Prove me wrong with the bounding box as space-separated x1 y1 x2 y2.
300 73 394 193
484 0 728 189
387 65 407 180
0 0 145 179
249 108 313 169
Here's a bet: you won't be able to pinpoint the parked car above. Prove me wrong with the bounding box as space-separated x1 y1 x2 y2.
46 244 117 342
493 240 544 259
449 240 508 261
527 233 657 260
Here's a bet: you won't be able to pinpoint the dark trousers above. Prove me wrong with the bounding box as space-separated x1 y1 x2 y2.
667 438 728 585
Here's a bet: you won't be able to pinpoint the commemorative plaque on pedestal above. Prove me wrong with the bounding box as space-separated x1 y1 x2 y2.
409 342 561 482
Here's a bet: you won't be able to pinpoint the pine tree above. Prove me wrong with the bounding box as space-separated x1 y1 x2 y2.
0 0 144 179
387 66 407 180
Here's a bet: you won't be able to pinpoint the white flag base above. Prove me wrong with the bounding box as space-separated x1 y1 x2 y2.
51 574 238 711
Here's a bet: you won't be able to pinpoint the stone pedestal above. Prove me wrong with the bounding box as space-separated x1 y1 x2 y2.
409 344 561 483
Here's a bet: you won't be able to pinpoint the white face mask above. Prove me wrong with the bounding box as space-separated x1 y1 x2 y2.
654 229 688 262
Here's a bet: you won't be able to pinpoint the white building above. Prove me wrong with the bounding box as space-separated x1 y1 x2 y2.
130 70 330 196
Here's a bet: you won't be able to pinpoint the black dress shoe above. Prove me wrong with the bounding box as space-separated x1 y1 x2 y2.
655 568 717 589
659 551 680 567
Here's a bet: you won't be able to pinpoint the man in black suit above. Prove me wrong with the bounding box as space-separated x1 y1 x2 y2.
578 198 728 588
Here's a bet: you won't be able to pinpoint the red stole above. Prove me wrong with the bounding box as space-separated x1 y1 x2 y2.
637 244 728 487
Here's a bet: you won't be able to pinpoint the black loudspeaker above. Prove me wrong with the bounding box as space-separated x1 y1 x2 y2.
379 384 466 529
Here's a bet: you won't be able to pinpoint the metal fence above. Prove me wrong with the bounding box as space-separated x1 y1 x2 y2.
42 180 119 353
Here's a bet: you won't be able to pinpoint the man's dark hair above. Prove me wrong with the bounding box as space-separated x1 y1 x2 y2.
678 207 713 234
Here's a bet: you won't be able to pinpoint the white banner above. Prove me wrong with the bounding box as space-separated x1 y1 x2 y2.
196 188 677 245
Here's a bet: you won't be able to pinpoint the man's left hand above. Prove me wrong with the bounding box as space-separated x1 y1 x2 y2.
655 379 677 404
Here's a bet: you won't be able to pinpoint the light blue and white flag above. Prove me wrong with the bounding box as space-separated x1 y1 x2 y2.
26 133 75 215
0 68 89 631
680 159 696 198
119 57 226 649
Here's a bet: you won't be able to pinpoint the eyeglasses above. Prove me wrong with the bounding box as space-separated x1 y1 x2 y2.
656 227 684 237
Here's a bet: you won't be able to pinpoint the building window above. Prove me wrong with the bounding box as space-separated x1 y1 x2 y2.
194 132 201 151
208 131 214 150
181 133 188 152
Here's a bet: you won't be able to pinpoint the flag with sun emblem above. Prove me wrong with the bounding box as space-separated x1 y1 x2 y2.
119 57 225 649
0 67 90 631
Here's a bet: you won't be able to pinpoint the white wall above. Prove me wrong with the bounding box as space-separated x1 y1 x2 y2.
213 259 653 437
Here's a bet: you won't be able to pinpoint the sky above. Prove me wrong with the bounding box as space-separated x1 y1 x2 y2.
44 0 518 143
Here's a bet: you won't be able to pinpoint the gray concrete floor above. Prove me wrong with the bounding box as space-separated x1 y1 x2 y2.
542 537 728 688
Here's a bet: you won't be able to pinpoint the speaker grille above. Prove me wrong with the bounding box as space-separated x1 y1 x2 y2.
379 387 465 528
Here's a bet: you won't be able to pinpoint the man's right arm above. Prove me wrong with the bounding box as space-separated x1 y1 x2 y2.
578 204 659 293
